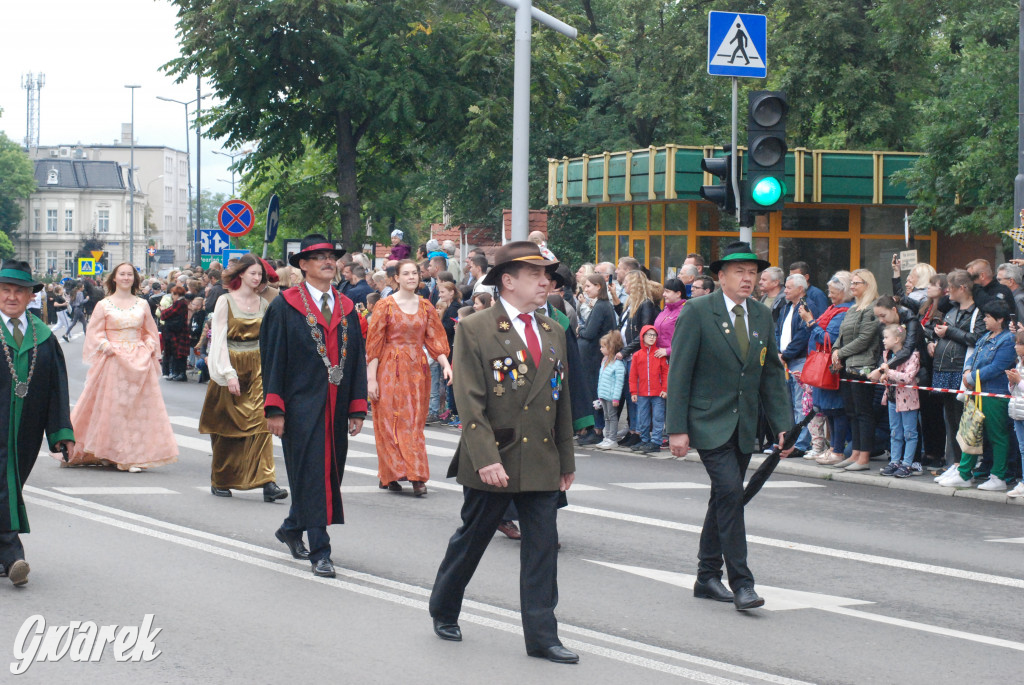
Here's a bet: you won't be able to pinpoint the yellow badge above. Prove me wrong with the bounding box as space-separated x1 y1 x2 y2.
760 347 767 367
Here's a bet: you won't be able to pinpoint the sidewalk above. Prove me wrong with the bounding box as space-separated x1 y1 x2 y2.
590 443 1024 506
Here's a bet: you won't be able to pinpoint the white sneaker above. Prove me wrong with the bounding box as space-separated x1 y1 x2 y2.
596 439 615 450
939 472 973 488
934 464 959 483
1007 483 1024 498
977 475 1007 491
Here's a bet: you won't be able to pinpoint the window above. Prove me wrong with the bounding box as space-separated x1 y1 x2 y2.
64 250 75 272
179 159 187 176
65 209 74 232
33 208 40 232
178 216 186 231
179 188 186 204
46 209 58 232
97 209 110 233
165 156 174 173
164 214 173 230
164 186 173 203
46 251 57 272
34 254 42 271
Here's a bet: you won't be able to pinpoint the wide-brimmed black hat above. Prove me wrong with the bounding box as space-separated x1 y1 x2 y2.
481 241 559 287
0 260 43 293
549 263 574 290
709 241 771 275
288 234 347 267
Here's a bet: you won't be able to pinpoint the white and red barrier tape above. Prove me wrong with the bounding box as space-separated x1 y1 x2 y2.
790 370 1015 400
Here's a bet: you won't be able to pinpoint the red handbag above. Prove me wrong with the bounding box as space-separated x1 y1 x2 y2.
802 336 840 390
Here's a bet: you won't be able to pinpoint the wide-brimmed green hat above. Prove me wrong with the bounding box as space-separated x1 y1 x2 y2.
709 241 771 275
0 260 43 293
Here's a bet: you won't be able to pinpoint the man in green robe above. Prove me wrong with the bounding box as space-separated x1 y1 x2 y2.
0 260 75 588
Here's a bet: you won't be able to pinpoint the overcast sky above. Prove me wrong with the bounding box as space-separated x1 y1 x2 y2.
0 0 237 196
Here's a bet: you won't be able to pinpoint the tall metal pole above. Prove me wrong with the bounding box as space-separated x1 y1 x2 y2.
732 77 752 245
1015 0 1024 259
195 75 203 266
125 85 141 267
509 0 533 243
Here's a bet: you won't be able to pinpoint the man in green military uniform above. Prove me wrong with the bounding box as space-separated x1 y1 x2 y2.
429 241 578 664
667 242 792 611
0 260 75 588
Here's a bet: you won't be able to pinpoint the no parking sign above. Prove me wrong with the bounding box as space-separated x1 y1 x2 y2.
218 199 256 238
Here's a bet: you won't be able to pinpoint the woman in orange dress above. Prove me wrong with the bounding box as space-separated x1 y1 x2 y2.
366 259 451 496
61 263 178 472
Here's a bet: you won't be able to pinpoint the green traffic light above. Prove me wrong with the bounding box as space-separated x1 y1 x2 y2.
751 177 783 206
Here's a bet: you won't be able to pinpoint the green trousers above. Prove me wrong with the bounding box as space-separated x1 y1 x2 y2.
959 397 1010 480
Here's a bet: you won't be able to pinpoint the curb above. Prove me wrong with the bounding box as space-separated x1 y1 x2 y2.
586 444 1024 506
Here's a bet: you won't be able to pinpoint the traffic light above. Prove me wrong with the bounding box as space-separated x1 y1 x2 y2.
699 148 737 213
745 90 788 213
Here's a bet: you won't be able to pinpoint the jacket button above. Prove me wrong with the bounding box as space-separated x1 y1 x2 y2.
733 409 738 413
524 405 529 411
545 406 550 411
470 423 476 429
740 372 745 377
543 437 549 443
495 441 500 446
522 437 528 443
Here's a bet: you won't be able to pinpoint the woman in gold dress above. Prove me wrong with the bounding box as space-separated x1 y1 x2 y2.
199 255 287 502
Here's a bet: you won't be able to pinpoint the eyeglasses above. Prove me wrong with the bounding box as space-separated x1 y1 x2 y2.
304 253 332 262
850 280 866 286
968 272 980 281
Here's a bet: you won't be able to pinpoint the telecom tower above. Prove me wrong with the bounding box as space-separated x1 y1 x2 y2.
21 72 45 150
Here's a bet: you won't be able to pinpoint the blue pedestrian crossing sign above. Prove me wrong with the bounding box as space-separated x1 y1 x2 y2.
707 11 767 78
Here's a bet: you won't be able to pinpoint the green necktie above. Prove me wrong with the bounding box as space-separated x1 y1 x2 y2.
11 318 23 347
321 293 332 325
732 304 748 359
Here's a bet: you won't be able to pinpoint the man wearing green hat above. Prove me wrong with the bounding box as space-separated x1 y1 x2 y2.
0 260 75 588
666 242 791 611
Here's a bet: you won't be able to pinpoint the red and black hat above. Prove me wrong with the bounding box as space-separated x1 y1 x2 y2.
0 260 43 293
288 234 347 268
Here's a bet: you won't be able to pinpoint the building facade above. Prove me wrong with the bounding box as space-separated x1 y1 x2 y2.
16 160 142 277
34 136 191 265
547 145 1003 291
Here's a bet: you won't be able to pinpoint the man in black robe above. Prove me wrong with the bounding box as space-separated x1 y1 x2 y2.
0 260 75 588
260 235 368 578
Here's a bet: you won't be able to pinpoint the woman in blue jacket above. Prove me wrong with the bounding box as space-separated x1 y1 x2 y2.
799 271 854 465
939 300 1017 490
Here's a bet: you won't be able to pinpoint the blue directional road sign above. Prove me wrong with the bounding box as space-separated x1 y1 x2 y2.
223 249 250 265
265 194 280 244
200 229 231 256
707 11 767 78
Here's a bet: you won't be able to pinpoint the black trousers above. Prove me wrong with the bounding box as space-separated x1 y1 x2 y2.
430 488 561 652
0 530 25 568
840 372 876 452
697 431 754 591
281 505 331 562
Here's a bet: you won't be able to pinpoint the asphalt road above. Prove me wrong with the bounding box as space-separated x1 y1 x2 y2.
2 335 1022 684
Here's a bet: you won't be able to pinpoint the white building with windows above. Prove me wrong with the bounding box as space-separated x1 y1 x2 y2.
33 135 191 266
15 159 143 277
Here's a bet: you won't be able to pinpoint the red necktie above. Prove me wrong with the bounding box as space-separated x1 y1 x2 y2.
517 313 541 367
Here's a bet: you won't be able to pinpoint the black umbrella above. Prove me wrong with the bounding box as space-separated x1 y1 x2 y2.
743 410 817 505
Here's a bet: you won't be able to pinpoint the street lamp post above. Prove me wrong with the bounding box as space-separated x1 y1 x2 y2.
125 85 141 266
212 149 250 197
157 88 208 266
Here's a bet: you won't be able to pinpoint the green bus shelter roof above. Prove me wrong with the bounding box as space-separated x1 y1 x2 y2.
547 145 923 208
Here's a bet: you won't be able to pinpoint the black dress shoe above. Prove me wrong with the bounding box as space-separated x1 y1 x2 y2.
577 430 602 446
263 482 288 502
733 586 765 611
693 577 734 603
312 558 336 578
432 618 462 642
275 528 310 560
527 645 579 664
211 486 232 497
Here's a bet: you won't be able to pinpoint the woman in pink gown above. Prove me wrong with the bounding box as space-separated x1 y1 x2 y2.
60 263 178 471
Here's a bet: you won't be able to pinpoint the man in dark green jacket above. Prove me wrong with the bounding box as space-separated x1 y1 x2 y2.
667 242 792 611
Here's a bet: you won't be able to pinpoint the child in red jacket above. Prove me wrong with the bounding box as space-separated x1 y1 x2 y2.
630 325 669 453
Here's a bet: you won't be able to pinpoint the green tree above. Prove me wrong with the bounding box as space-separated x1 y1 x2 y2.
0 132 37 236
167 0 479 252
0 230 14 260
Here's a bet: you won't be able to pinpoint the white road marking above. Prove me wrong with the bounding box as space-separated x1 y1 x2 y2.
195 485 384 494
23 486 811 685
612 481 824 491
988 537 1024 544
565 504 1024 590
591 561 1024 653
52 487 179 496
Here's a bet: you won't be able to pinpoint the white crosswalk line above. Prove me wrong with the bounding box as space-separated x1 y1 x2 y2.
53 487 179 495
612 481 824 491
